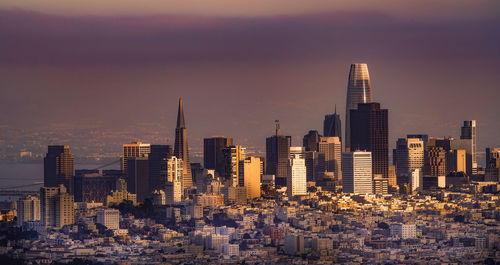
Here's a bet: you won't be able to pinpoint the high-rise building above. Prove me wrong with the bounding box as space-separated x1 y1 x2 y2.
44 145 74 193
373 175 388 194
350 102 389 178
238 156 261 199
223 145 246 187
148 145 172 193
302 130 320 152
410 169 423 192
446 149 467 174
204 137 233 176
342 151 373 194
40 185 74 228
461 120 477 172
323 106 342 141
388 165 397 187
318 136 342 181
127 157 149 203
266 123 291 186
305 151 325 182
424 147 446 177
173 98 193 188
394 138 424 187
17 195 40 227
485 148 500 182
287 153 307 198
165 156 183 204
122 141 150 177
345 63 372 152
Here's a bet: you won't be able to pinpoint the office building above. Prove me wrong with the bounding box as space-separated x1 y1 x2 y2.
17 195 40 227
266 123 291 186
410 169 423 192
323 106 342 141
96 208 120 230
127 157 149 203
446 149 467 174
485 148 500 182
174 98 193 188
238 156 261 199
44 145 74 193
305 151 325 182
223 145 246 187
287 153 307 198
373 175 388 194
318 136 342 181
350 102 389 178
165 156 184 204
204 136 233 176
345 63 372 152
342 151 373 194
388 165 397 187
41 185 74 228
394 138 424 186
148 145 172 193
302 130 320 152
424 147 446 177
122 141 150 177
460 120 477 174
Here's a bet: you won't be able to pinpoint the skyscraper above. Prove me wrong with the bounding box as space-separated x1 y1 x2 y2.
148 145 173 192
342 151 373 194
204 136 233 176
40 185 74 228
165 156 183 204
304 151 325 182
122 141 150 177
345 63 372 152
127 157 149 203
485 147 500 182
174 98 193 188
17 195 40 227
394 138 424 186
323 105 342 141
424 147 446 177
287 153 307 198
318 136 342 181
350 102 389 178
238 156 261 199
460 120 477 174
266 123 291 187
44 145 74 193
302 130 320 152
223 145 246 186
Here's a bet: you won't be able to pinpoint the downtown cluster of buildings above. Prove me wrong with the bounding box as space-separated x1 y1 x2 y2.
2 64 499 264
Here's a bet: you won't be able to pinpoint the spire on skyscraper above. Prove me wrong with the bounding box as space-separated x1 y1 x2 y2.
176 97 185 129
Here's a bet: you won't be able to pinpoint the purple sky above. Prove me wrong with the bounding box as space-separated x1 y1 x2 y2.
0 2 499 164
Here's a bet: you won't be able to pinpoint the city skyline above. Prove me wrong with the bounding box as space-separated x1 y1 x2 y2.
1 2 499 264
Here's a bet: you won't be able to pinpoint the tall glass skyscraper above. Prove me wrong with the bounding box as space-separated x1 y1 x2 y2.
345 63 372 151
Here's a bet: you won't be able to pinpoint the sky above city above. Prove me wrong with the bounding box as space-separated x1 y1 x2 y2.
1 1 499 162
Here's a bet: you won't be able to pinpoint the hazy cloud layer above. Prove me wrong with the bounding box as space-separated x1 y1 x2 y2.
1 9 499 164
